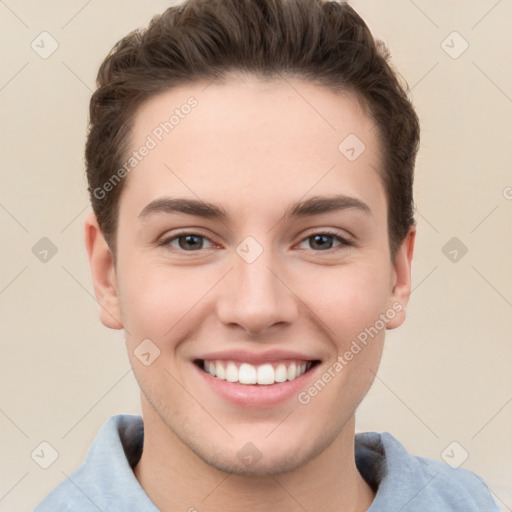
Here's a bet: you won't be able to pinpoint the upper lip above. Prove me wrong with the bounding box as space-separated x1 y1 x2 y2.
195 349 320 365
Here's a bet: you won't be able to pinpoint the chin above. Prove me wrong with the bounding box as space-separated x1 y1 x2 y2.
184 427 335 478
200 448 313 477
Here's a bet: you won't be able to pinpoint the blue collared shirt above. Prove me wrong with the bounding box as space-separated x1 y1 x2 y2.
34 414 500 511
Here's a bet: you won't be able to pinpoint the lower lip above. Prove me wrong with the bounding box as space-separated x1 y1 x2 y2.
195 363 319 408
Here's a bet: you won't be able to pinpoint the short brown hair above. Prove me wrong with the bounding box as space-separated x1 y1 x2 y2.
86 0 419 258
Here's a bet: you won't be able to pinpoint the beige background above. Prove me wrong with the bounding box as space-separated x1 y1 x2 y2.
1 0 511 510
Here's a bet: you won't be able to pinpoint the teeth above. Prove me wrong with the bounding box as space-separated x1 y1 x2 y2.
225 362 238 383
215 361 226 380
287 362 297 380
239 363 256 384
202 360 312 385
257 364 274 385
274 363 288 383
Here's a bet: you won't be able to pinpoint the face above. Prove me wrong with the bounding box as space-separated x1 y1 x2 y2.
86 75 413 476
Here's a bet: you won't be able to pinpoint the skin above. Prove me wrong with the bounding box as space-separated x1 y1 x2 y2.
85 74 415 512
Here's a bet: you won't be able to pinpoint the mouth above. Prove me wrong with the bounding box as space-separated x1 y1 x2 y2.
194 359 320 386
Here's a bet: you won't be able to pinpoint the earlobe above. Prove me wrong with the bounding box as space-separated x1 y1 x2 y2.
386 227 415 330
84 212 124 330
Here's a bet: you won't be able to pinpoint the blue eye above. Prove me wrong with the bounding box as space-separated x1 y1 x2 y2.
298 232 351 251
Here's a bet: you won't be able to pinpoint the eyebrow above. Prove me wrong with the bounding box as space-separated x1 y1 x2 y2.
138 197 228 222
283 194 371 219
138 194 371 222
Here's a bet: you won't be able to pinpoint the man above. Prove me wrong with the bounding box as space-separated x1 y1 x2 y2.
35 0 499 510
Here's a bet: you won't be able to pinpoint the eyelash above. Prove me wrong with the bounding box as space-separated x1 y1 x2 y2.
159 230 353 254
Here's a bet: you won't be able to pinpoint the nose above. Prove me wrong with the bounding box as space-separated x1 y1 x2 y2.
216 248 299 336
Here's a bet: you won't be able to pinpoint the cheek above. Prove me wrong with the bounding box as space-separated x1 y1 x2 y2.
296 264 390 414
117 264 205 394
297 261 392 344
116 258 202 341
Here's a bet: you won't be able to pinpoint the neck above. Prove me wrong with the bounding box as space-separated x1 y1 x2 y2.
134 398 375 512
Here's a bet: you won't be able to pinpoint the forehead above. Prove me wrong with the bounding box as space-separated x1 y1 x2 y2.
120 76 386 223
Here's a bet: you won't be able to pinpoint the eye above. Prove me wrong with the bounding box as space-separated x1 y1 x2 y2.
159 231 351 253
163 233 214 251
298 232 351 251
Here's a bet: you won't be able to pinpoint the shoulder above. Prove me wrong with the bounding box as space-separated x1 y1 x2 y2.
411 451 498 509
33 415 153 512
356 431 500 511
34 479 92 512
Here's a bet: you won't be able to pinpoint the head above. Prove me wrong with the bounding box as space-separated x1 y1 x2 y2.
85 0 418 476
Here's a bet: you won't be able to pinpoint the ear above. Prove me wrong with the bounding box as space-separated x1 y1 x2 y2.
386 226 415 330
84 212 123 330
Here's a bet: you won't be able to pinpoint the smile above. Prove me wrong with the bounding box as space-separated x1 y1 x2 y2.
198 359 317 385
